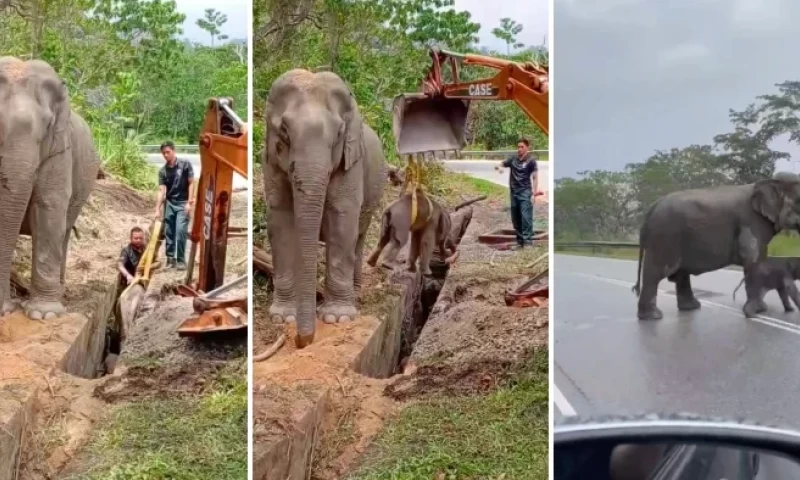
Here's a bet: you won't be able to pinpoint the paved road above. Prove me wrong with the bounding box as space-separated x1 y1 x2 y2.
147 154 248 190
554 253 800 433
443 159 548 190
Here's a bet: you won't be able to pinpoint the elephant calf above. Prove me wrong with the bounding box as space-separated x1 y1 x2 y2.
0 57 100 320
733 256 800 317
366 188 457 275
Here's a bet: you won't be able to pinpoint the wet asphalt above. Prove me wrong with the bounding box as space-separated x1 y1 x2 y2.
554 254 800 432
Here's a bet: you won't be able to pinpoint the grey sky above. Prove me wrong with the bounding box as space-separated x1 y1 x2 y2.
454 0 549 51
554 0 800 178
174 0 247 44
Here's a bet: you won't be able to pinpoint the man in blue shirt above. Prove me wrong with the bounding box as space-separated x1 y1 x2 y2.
155 141 195 270
496 138 537 249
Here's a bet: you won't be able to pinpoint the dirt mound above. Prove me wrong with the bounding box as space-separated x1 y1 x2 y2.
385 358 522 400
94 360 228 402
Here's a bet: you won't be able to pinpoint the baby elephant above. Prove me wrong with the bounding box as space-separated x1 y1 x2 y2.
366 188 457 275
733 256 800 315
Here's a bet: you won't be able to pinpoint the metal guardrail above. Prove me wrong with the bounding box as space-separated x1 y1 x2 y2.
458 149 548 159
555 241 639 249
141 145 548 159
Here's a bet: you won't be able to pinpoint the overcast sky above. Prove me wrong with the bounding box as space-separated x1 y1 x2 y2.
554 0 800 179
174 0 247 44
174 0 546 52
454 0 549 51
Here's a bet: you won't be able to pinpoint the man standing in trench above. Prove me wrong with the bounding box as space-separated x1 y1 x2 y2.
496 137 537 249
155 141 195 271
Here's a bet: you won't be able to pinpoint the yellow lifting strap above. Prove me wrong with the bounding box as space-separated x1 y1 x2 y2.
120 219 162 298
405 153 427 226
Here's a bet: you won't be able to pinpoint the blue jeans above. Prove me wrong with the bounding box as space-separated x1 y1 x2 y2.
510 189 534 245
163 200 189 263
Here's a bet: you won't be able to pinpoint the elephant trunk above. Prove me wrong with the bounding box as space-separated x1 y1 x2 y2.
0 142 39 305
292 165 329 347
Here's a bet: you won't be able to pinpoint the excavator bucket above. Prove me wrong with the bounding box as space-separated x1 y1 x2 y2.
392 93 470 155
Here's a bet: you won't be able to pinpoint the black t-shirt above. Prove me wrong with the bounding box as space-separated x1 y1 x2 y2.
158 158 194 203
118 244 143 277
503 153 537 193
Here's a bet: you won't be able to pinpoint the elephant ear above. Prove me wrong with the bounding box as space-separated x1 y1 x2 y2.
44 81 71 160
752 179 784 225
342 93 365 172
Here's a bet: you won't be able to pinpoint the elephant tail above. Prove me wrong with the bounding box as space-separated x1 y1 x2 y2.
632 245 644 297
632 201 657 297
732 277 745 302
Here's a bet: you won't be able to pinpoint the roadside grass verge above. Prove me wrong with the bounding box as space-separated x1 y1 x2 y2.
349 348 549 480
66 359 247 480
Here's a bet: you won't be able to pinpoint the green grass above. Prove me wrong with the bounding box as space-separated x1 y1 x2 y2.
67 360 247 480
349 349 549 480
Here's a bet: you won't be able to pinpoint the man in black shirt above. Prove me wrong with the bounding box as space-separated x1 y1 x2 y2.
155 141 195 270
496 138 537 249
117 226 146 286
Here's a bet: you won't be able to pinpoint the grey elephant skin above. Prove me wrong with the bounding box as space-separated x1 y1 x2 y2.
0 57 100 320
366 187 457 274
732 256 800 315
632 174 800 320
263 69 387 349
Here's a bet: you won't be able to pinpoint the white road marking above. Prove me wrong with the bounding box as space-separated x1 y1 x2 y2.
553 383 577 417
572 272 800 335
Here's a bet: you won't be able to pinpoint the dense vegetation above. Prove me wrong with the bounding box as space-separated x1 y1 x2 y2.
555 81 800 242
0 0 247 189
253 0 549 168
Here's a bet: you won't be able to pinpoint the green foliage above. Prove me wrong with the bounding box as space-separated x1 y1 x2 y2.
196 8 229 46
253 0 547 174
555 82 800 241
1 0 247 189
491 17 525 55
67 361 247 479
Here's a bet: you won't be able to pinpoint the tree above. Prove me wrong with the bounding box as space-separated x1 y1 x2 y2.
196 7 228 46
492 17 524 55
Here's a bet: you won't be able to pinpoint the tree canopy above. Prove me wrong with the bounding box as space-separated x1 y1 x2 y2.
253 0 548 164
0 0 247 188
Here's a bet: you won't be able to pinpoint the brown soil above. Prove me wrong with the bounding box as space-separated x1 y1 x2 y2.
94 360 230 403
17 186 248 479
252 163 550 479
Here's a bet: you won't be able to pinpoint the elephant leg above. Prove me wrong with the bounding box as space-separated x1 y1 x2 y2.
366 211 390 268
381 239 402 270
674 271 701 311
785 281 800 313
354 230 366 290
407 231 421 273
777 284 794 312
742 270 765 318
319 188 360 325
418 225 436 276
637 256 664 320
26 160 72 320
267 205 298 324
266 170 297 324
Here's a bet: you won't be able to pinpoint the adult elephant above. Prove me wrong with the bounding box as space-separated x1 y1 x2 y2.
632 173 800 320
263 69 387 348
0 57 100 319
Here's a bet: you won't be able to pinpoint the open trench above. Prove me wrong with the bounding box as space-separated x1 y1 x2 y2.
255 207 473 480
1 274 122 479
